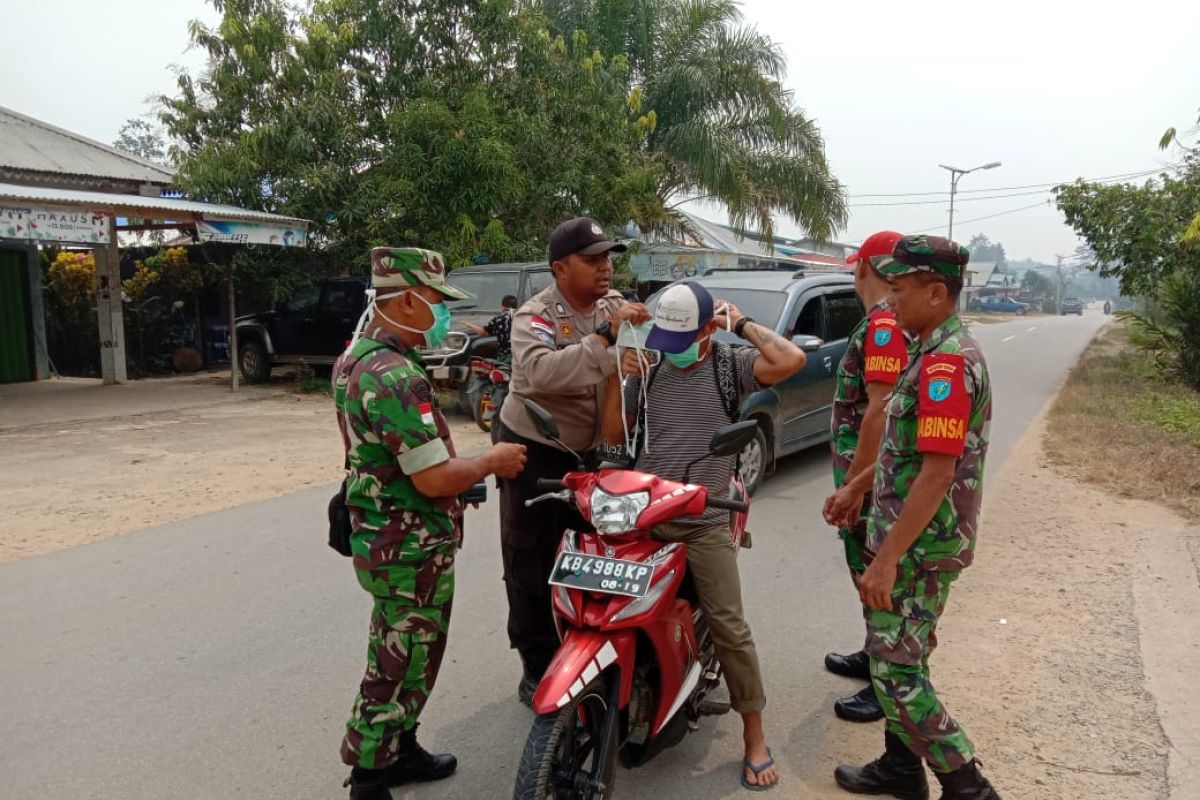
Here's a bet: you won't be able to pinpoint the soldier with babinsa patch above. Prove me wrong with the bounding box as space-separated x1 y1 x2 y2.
333 247 527 800
834 235 1002 800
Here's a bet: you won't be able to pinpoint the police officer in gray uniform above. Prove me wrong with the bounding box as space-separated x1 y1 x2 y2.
496 217 650 704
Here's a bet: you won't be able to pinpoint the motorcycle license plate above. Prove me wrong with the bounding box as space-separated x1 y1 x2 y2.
549 553 653 598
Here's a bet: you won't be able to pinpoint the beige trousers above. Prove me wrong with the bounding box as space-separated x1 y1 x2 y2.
653 519 766 713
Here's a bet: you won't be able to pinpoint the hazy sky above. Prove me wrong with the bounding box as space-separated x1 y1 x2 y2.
3 0 1198 262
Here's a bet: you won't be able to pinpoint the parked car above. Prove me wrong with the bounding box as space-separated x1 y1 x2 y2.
978 296 1030 315
1060 297 1084 316
646 270 862 493
235 277 368 382
427 262 555 408
235 262 554 389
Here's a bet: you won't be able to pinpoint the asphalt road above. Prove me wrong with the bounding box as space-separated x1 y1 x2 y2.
0 311 1107 800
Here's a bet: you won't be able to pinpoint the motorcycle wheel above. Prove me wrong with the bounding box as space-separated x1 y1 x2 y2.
513 677 617 800
472 387 494 433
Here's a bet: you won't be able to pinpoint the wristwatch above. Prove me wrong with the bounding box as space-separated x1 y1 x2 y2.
595 321 617 346
734 317 754 339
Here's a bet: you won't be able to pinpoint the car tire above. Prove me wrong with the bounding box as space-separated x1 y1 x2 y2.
238 340 272 383
738 422 769 496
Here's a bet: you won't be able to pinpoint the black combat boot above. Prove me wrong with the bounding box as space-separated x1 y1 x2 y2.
933 760 1001 800
834 684 886 722
386 725 457 784
344 767 391 800
825 649 871 680
834 730 930 800
517 656 546 708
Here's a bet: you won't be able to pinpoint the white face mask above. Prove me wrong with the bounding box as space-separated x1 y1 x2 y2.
616 320 659 457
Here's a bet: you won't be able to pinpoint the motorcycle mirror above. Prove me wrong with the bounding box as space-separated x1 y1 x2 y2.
524 400 560 439
708 420 758 458
523 399 585 469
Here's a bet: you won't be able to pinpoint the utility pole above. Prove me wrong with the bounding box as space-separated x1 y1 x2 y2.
939 161 1002 242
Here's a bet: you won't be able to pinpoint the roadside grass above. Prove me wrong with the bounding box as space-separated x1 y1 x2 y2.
1045 322 1200 519
294 363 331 396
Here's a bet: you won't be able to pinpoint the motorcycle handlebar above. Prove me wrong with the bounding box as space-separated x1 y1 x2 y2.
536 479 566 492
706 495 749 513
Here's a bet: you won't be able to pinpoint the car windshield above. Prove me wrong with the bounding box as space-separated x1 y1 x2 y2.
445 271 520 311
648 287 789 334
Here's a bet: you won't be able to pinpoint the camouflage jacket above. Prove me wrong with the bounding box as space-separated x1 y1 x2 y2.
867 316 990 570
831 301 910 488
333 326 463 573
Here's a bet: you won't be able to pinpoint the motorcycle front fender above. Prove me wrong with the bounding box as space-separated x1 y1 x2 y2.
532 629 637 716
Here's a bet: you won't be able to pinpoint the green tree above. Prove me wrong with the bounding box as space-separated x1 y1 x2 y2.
1056 130 1200 386
1021 269 1053 298
160 0 660 269
967 233 1006 265
113 118 168 163
538 0 845 242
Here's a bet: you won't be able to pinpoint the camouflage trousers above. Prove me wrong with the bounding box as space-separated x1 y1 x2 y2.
341 549 455 769
865 557 975 773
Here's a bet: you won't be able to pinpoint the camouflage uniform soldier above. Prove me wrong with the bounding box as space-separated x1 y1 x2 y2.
334 248 527 800
835 236 1002 800
822 230 909 724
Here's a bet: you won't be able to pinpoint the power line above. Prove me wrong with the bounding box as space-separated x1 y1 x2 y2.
845 168 1162 200
845 169 1162 208
912 200 1053 233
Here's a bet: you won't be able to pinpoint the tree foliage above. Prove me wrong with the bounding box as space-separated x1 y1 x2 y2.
1055 115 1200 387
967 233 1006 265
161 0 662 270
113 118 168 163
538 0 845 242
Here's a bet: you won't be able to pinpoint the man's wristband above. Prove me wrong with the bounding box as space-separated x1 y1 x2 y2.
595 321 617 346
734 317 754 338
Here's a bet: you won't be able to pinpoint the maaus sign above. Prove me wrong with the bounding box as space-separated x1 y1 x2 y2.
0 205 110 244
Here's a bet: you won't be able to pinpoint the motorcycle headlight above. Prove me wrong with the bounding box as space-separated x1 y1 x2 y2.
590 490 650 535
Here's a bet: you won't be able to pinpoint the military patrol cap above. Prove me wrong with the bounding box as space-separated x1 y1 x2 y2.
370 247 472 299
872 235 970 279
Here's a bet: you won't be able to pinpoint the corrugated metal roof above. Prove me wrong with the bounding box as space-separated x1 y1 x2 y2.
0 105 175 185
0 182 309 226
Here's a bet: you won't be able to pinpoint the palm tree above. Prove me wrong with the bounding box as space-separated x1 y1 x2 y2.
539 0 846 243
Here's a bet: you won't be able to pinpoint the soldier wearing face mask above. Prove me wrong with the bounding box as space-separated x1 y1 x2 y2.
333 247 527 800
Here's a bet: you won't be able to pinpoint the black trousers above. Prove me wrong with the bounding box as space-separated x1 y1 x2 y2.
496 420 592 676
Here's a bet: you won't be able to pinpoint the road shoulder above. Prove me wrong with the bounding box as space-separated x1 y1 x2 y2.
931 405 1192 799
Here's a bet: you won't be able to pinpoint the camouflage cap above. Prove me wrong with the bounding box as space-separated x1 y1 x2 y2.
369 247 472 299
871 235 970 279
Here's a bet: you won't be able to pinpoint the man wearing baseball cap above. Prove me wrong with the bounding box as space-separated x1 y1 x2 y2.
600 280 807 789
821 231 911 725
835 236 1001 799
333 248 528 799
496 217 651 705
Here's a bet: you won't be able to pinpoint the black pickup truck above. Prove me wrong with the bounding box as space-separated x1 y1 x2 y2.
235 262 554 386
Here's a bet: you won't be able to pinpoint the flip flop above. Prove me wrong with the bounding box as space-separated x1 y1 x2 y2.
740 747 777 791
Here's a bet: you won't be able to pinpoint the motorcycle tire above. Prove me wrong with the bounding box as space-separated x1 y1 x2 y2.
513 677 617 800
471 387 494 433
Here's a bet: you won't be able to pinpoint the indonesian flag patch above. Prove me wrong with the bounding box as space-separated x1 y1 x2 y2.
418 402 436 427
916 353 970 456
530 315 555 346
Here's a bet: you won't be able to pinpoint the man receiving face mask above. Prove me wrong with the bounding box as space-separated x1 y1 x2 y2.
599 281 808 791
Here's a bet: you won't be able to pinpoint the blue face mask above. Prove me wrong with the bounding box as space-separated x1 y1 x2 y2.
664 340 702 368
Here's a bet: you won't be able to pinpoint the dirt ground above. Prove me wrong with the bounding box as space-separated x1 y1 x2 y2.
0 377 492 564
927 409 1196 800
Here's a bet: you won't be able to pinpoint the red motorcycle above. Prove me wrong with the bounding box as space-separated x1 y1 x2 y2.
512 401 756 800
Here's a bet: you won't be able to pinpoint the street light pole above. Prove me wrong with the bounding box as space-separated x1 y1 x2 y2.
939 161 1002 242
